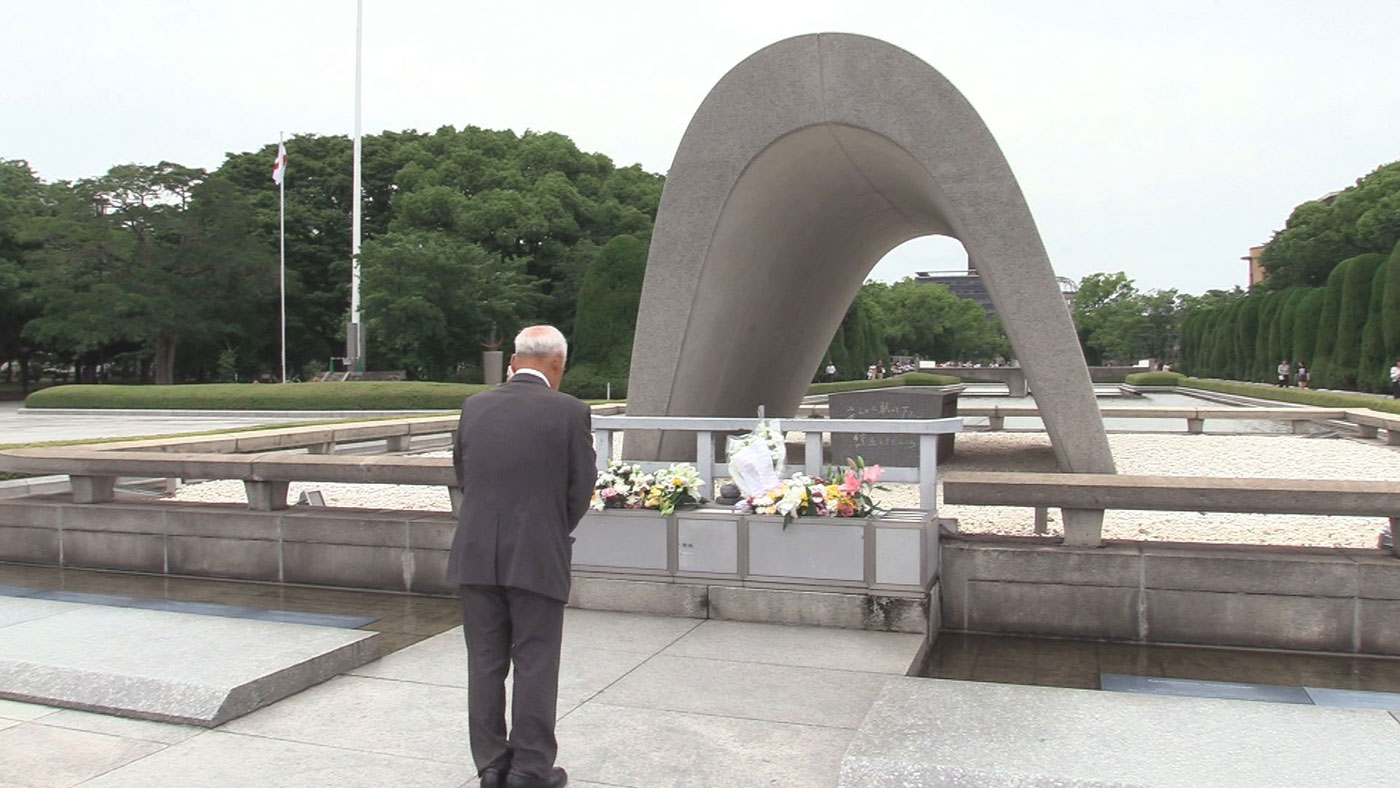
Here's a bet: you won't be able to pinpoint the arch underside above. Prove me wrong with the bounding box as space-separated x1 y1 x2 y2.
627 33 1114 476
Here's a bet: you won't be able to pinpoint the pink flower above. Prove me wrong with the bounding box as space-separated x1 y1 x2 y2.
839 470 861 495
836 501 855 517
862 464 882 483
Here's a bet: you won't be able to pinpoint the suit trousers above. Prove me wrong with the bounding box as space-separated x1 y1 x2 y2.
458 584 565 779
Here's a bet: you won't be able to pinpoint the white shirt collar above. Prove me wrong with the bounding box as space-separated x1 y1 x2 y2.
511 368 552 387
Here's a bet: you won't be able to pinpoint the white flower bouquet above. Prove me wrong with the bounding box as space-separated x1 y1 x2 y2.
590 459 707 515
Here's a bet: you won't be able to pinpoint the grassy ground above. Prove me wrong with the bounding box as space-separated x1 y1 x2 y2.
1129 374 1400 415
24 381 487 410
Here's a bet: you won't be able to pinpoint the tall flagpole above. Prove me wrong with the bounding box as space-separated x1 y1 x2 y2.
347 0 364 371
279 131 287 383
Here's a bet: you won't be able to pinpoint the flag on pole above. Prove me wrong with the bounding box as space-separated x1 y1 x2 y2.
271 143 287 185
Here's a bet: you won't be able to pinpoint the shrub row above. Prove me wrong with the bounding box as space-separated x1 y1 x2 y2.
1123 371 1185 386
805 372 962 395
24 382 486 410
1181 378 1400 415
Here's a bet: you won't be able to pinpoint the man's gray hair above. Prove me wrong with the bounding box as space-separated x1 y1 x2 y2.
514 325 568 359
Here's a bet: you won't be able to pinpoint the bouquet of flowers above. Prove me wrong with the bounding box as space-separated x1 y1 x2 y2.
733 456 886 526
590 460 655 511
590 460 707 515
650 463 707 515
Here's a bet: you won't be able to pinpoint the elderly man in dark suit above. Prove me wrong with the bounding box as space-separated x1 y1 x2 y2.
449 324 595 788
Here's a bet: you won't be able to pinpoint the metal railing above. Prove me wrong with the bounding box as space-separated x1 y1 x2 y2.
590 415 962 513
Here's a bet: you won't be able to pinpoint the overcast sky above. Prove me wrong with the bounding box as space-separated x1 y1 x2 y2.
3 1 1398 295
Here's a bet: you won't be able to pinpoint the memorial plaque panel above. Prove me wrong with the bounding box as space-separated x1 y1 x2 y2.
829 386 962 467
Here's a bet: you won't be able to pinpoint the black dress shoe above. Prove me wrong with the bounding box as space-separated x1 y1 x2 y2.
478 765 507 788
504 766 567 788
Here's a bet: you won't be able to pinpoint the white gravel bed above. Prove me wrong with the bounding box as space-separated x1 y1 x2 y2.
163 436 1398 549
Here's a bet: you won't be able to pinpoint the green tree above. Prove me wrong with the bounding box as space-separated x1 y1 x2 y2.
1292 288 1326 371
23 164 273 383
1332 252 1385 389
1070 272 1146 365
1257 291 1282 380
1233 295 1262 380
1359 262 1390 392
0 160 47 392
1275 287 1309 368
1384 240 1400 379
570 234 647 371
865 278 1006 363
1261 160 1400 288
1311 256 1358 388
359 232 539 380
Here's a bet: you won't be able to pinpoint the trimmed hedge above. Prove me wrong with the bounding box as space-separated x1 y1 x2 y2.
1124 371 1185 386
805 372 962 395
1181 378 1400 415
24 382 486 411
559 363 628 401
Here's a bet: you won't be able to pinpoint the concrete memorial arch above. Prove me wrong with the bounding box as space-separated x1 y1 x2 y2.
627 33 1115 482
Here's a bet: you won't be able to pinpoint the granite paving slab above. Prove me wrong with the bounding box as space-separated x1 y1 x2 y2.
840 677 1400 787
663 619 922 673
594 654 889 728
0 597 75 629
348 626 651 715
560 607 703 652
0 722 166 788
220 674 473 764
80 730 470 788
0 697 59 721
32 707 203 744
555 701 852 788
0 599 381 726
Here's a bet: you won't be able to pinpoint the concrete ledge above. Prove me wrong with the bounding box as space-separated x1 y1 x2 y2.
942 537 1400 655
839 677 1400 787
569 576 709 619
0 598 381 727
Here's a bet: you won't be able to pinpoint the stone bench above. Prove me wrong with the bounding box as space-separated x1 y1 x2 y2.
1345 409 1400 444
957 406 1347 433
942 471 1400 555
88 415 460 455
0 448 456 511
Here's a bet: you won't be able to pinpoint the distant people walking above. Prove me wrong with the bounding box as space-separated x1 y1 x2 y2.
825 362 837 382
1295 362 1309 389
1276 360 1291 388
450 325 595 788
1390 358 1400 399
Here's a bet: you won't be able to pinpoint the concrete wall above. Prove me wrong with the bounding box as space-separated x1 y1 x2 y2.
0 496 930 634
941 535 1400 656
6 494 1397 653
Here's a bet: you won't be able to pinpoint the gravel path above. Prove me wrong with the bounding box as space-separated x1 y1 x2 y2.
164 433 1399 549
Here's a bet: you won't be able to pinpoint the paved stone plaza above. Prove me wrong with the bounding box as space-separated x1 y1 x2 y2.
1 597 921 787
4 590 1400 787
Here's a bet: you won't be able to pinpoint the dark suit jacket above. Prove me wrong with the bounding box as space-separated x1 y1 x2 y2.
447 374 596 602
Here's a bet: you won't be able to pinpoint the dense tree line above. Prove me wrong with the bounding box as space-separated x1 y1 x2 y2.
0 127 663 391
1180 158 1400 392
1260 161 1400 289
1180 241 1400 390
7 122 1252 398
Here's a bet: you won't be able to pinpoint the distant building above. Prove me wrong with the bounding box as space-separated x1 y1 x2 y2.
914 269 1077 321
914 270 995 318
1243 244 1267 286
